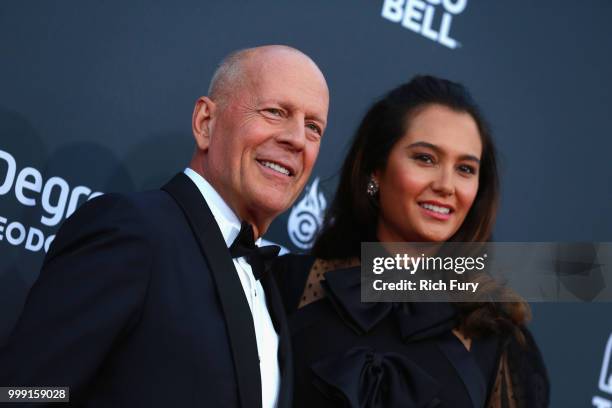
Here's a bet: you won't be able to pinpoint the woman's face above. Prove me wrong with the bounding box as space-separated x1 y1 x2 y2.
375 104 482 242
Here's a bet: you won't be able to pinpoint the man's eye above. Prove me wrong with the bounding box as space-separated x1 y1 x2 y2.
264 108 282 116
306 123 322 135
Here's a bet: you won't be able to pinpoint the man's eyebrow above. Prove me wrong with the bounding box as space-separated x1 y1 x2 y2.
277 101 326 127
407 141 480 163
308 113 327 127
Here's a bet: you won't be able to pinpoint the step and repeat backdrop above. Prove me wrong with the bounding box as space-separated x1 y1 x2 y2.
1 1 611 406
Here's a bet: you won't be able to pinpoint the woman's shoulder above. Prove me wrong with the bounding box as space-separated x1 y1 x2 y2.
497 326 550 407
271 253 316 313
273 253 314 271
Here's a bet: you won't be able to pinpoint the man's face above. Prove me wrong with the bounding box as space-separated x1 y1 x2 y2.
203 51 329 230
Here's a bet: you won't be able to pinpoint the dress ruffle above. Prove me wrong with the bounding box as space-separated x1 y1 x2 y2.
323 267 457 341
312 346 442 408
305 267 463 407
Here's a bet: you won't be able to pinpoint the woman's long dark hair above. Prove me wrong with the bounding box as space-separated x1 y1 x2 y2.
312 75 530 340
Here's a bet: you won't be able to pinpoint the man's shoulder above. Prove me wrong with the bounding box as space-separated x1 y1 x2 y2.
51 188 181 249
69 189 174 225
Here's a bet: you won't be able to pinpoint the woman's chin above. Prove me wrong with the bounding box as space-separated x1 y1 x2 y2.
415 230 454 243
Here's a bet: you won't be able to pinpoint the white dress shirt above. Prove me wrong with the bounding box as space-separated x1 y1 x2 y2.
184 168 281 408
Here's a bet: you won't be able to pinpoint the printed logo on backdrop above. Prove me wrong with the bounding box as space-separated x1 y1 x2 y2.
381 0 467 49
592 333 612 408
287 177 326 250
0 148 103 254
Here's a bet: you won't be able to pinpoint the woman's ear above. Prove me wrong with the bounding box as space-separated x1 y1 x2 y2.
372 169 381 184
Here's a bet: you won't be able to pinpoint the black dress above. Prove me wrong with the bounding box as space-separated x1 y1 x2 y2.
273 254 549 408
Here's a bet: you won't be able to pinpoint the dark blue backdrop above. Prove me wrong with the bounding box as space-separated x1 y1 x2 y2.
1 2 611 406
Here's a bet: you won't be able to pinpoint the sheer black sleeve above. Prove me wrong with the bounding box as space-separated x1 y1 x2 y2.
271 254 315 314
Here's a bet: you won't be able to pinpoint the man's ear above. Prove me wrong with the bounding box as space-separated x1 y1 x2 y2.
192 96 216 151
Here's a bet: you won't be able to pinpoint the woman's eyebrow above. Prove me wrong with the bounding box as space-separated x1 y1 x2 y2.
407 141 480 163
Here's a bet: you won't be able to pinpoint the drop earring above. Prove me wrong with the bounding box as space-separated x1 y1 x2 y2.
367 177 379 197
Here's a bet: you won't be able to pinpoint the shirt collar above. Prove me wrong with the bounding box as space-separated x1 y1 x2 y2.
183 167 246 248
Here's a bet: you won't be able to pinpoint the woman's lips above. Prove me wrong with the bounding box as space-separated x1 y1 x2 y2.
418 202 452 221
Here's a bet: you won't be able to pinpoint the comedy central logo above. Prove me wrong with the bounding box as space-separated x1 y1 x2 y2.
287 178 326 250
381 0 467 49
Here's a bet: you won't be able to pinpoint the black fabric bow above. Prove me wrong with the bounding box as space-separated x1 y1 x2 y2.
322 267 457 341
229 221 280 280
311 346 441 408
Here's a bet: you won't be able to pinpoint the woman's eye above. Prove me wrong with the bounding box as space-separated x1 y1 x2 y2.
458 164 477 175
414 154 434 164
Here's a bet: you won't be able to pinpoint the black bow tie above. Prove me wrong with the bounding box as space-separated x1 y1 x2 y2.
229 221 280 280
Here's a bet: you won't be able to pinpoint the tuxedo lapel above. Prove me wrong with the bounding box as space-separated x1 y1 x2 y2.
162 173 262 408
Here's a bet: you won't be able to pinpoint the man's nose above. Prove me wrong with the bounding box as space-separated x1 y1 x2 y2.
276 117 306 151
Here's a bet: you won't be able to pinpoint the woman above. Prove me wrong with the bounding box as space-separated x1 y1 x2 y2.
275 75 549 407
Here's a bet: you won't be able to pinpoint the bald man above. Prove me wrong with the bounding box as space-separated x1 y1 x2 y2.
0 45 329 407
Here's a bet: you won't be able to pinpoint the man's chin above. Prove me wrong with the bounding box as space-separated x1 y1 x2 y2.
251 196 293 218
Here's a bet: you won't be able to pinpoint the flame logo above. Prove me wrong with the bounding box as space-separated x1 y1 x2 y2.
287 178 327 250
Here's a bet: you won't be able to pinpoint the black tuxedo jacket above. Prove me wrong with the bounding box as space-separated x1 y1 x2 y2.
0 173 293 407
